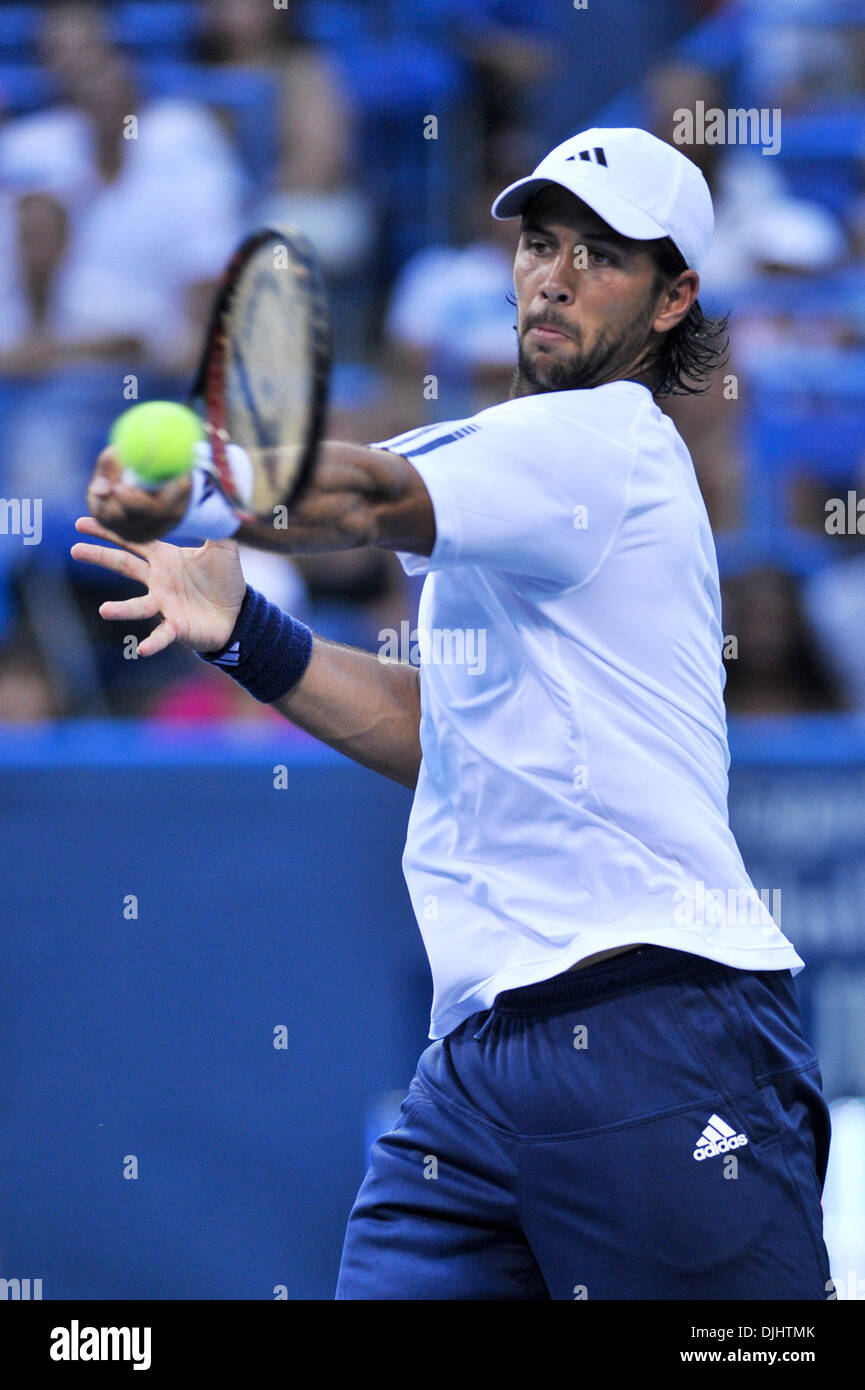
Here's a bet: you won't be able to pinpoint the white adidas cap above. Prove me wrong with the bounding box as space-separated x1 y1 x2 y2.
491 126 714 274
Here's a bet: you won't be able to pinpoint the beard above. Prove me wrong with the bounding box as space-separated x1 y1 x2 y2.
511 304 659 398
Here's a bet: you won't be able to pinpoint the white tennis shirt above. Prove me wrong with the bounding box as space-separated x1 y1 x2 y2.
374 382 802 1040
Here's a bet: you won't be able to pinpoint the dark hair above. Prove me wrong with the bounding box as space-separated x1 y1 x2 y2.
647 238 730 397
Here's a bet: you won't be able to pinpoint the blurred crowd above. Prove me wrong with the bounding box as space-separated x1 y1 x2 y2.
0 0 863 724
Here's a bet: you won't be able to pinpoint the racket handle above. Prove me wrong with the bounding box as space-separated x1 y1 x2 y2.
168 458 243 541
193 439 254 505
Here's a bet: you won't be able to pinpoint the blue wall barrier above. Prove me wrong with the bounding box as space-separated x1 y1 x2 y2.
0 724 427 1299
1 717 863 1298
727 718 865 1100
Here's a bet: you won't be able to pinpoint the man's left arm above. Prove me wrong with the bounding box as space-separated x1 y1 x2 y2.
86 440 436 557
236 442 436 556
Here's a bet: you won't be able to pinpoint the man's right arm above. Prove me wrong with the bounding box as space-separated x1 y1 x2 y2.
273 637 422 790
70 515 422 790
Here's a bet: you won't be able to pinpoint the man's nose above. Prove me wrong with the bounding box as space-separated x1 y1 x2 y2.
539 250 576 303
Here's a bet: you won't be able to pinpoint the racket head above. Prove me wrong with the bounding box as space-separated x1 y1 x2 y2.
191 225 331 529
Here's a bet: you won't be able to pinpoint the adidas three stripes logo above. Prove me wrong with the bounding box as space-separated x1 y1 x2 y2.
566 147 608 166
693 1113 749 1161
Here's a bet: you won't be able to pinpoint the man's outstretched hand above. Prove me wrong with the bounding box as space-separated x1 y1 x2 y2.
71 517 246 656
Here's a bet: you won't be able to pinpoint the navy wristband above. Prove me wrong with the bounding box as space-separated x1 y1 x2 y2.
197 586 313 703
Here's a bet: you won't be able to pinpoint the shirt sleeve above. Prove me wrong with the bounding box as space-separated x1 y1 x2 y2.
374 397 638 589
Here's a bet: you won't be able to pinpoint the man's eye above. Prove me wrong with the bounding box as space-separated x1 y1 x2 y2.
528 240 549 254
590 250 614 265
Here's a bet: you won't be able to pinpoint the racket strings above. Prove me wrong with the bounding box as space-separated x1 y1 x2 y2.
224 250 313 512
198 227 331 523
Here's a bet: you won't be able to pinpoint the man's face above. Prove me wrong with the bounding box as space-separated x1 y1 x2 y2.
512 185 667 394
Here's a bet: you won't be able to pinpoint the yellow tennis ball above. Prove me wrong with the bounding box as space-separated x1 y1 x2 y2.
110 402 204 485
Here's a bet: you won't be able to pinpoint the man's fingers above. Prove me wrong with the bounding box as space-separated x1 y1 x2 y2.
86 449 123 499
94 446 123 482
74 514 152 560
70 539 150 586
137 618 177 657
98 593 160 623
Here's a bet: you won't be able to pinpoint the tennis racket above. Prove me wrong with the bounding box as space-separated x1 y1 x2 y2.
190 225 332 539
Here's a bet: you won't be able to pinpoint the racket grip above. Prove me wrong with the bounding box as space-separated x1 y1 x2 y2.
167 441 252 541
194 440 254 506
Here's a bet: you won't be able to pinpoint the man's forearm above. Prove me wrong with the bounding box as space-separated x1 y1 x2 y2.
272 635 422 789
235 441 436 557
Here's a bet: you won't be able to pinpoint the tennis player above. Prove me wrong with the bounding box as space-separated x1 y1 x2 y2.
75 127 831 1300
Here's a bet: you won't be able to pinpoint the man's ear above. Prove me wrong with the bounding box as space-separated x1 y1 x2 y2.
653 269 699 334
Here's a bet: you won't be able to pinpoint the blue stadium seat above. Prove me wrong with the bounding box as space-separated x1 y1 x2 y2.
0 63 56 114
745 0 865 25
710 269 865 325
108 2 201 56
0 5 37 63
0 1 202 66
139 60 280 189
773 106 865 219
297 1 374 47
777 106 865 160
332 38 465 116
330 40 469 265
301 0 536 47
0 56 279 188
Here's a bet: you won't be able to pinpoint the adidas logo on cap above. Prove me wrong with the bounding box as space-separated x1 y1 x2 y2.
693 1113 749 1161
